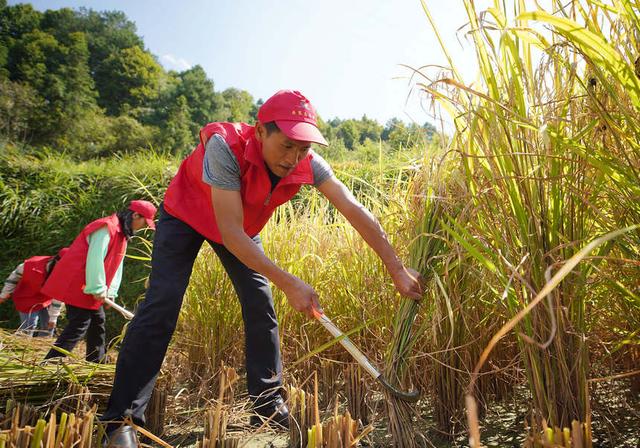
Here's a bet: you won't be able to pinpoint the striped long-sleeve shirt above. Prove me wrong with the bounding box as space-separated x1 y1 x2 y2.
1 263 24 297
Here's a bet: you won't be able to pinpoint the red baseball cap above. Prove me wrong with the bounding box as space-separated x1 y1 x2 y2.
128 200 157 230
257 90 328 146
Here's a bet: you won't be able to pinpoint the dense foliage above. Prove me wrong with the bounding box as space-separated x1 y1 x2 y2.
0 2 436 159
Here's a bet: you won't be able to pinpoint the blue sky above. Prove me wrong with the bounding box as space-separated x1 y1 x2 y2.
11 0 486 125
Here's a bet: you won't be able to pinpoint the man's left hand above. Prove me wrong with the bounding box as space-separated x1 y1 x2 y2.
391 266 424 300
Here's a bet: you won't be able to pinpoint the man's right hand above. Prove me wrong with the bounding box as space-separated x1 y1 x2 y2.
281 276 322 319
93 293 106 302
0 293 9 303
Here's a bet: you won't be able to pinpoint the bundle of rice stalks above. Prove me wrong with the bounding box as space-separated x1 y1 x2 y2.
415 1 640 445
315 403 373 448
0 404 98 448
524 418 592 448
344 364 369 426
288 376 372 448
319 359 341 411
144 373 173 437
197 366 239 448
0 401 40 430
53 383 93 415
288 383 317 448
383 154 450 446
0 330 114 406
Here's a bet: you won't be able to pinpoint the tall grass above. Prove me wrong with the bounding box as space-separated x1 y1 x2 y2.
416 0 640 444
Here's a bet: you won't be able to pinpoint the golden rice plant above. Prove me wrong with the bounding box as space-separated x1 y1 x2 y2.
382 147 453 446
417 0 639 446
144 374 173 438
197 365 239 448
288 377 372 448
0 330 114 406
524 418 591 448
344 363 370 426
0 403 99 448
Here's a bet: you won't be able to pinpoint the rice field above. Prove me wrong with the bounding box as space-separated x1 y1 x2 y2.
1 0 639 447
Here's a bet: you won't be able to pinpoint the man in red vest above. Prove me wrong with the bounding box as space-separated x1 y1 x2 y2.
102 90 423 446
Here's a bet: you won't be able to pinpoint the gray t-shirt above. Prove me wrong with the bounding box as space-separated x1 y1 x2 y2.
202 133 334 190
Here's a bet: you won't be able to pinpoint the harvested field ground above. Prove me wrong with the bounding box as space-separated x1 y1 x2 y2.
2 330 638 447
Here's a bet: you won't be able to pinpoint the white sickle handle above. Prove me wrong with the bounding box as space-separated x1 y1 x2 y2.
314 309 421 402
104 298 135 320
315 312 380 380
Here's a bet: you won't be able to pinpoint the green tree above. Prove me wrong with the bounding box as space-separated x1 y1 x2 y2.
9 29 97 144
174 65 217 132
215 88 255 122
95 45 162 115
357 115 383 144
0 43 7 78
384 120 425 151
106 115 155 155
0 78 40 141
249 98 263 123
0 3 41 77
336 120 360 150
423 121 436 140
0 3 41 42
320 138 348 162
382 118 402 141
144 65 216 136
161 95 194 155
75 9 143 77
40 8 80 42
316 115 337 145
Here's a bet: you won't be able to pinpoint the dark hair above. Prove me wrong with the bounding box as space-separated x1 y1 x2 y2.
45 254 62 280
264 121 281 136
117 209 135 240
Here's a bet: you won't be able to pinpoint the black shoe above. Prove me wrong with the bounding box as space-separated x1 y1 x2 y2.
103 425 139 448
250 395 289 430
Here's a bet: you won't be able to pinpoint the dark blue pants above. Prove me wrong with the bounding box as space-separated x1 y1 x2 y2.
44 304 106 362
102 205 282 426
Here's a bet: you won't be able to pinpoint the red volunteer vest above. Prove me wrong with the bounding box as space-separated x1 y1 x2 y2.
164 122 315 243
12 255 54 313
41 214 127 310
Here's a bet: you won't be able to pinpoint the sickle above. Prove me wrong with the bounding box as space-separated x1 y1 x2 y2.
104 298 135 320
312 308 420 402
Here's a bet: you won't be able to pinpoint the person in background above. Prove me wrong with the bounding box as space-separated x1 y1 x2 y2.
0 248 68 337
47 299 65 335
41 200 157 363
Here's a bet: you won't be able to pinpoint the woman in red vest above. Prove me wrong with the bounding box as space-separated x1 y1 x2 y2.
0 248 67 337
42 200 157 363
102 91 424 447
